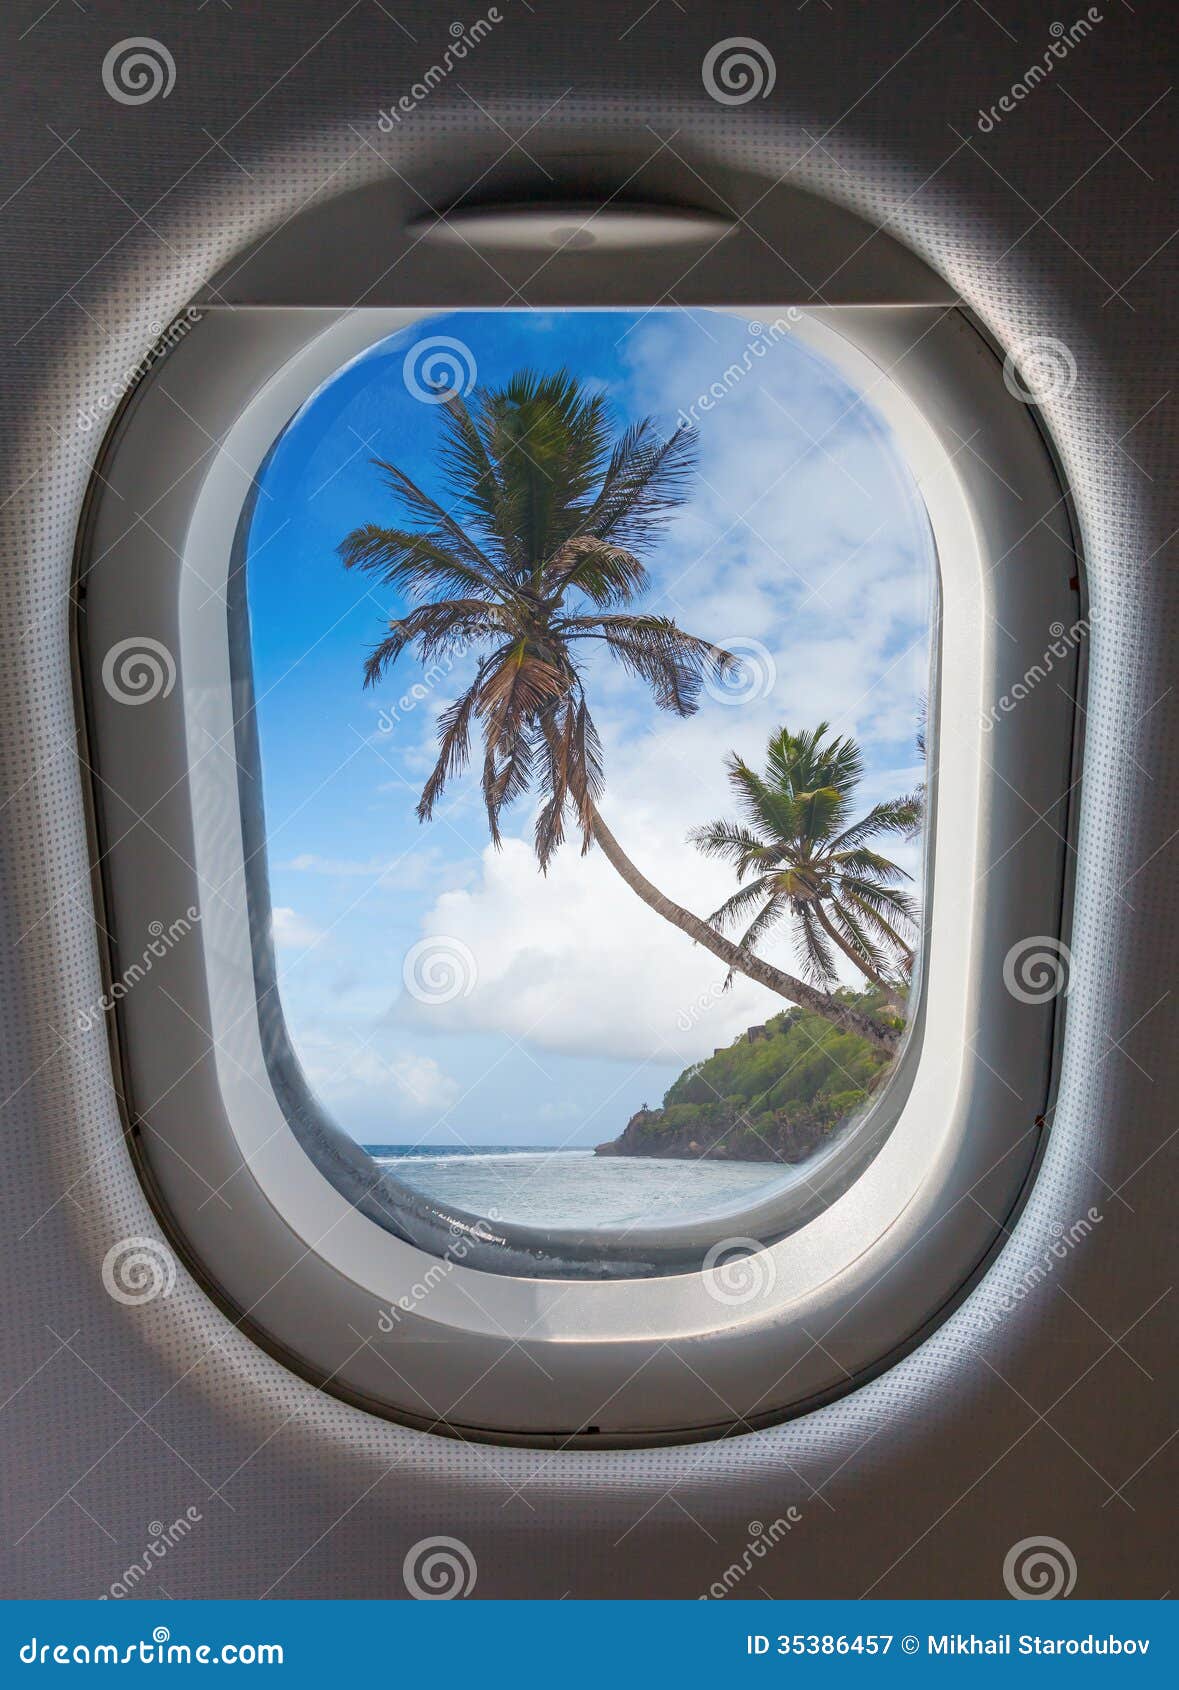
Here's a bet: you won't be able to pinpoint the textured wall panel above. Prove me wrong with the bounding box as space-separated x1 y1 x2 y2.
0 0 1174 1598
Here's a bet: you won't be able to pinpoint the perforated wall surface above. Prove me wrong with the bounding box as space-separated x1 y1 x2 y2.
0 0 1174 1598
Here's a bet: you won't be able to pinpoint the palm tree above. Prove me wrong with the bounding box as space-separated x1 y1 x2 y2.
340 368 900 1053
689 724 920 1015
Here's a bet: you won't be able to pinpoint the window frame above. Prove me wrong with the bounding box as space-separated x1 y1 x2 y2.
75 300 1081 1444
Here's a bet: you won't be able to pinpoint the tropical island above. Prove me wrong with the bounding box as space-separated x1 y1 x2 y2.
595 990 900 1164
337 358 925 1184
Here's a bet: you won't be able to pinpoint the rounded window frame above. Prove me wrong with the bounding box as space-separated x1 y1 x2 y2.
76 298 1081 1444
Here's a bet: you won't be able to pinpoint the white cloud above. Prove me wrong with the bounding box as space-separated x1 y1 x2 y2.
283 849 471 893
270 906 326 949
396 832 787 1066
387 1053 460 1111
294 1023 459 1116
286 852 397 878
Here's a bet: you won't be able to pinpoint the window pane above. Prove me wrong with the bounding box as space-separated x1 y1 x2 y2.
244 308 934 1233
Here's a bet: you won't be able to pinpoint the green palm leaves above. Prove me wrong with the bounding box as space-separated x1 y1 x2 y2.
690 724 920 1002
338 368 732 868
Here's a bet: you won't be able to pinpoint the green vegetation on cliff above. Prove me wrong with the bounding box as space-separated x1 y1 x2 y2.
597 990 900 1163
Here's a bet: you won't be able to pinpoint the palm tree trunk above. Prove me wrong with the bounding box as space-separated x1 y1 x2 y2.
589 806 900 1055
812 903 907 1017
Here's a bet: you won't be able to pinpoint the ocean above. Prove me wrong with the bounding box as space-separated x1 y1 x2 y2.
365 1145 799 1230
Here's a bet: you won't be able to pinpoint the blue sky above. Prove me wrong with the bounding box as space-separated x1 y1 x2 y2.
246 308 934 1148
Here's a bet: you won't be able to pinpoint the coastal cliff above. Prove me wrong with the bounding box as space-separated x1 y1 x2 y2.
595 992 899 1163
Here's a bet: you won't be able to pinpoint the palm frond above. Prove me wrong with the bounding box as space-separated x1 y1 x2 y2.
362 600 506 687
579 420 699 549
829 796 921 851
370 457 509 585
338 524 503 602
705 874 778 932
824 900 892 979
794 903 840 988
434 389 520 566
839 879 920 942
831 846 913 885
766 722 864 797
415 663 492 823
723 754 804 845
567 613 734 716
543 536 650 607
687 819 778 878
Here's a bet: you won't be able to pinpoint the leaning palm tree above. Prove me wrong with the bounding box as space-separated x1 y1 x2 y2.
690 724 920 1013
340 368 898 1052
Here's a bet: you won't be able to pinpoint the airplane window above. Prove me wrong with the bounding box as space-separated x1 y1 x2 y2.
77 286 1077 1433
240 308 934 1241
